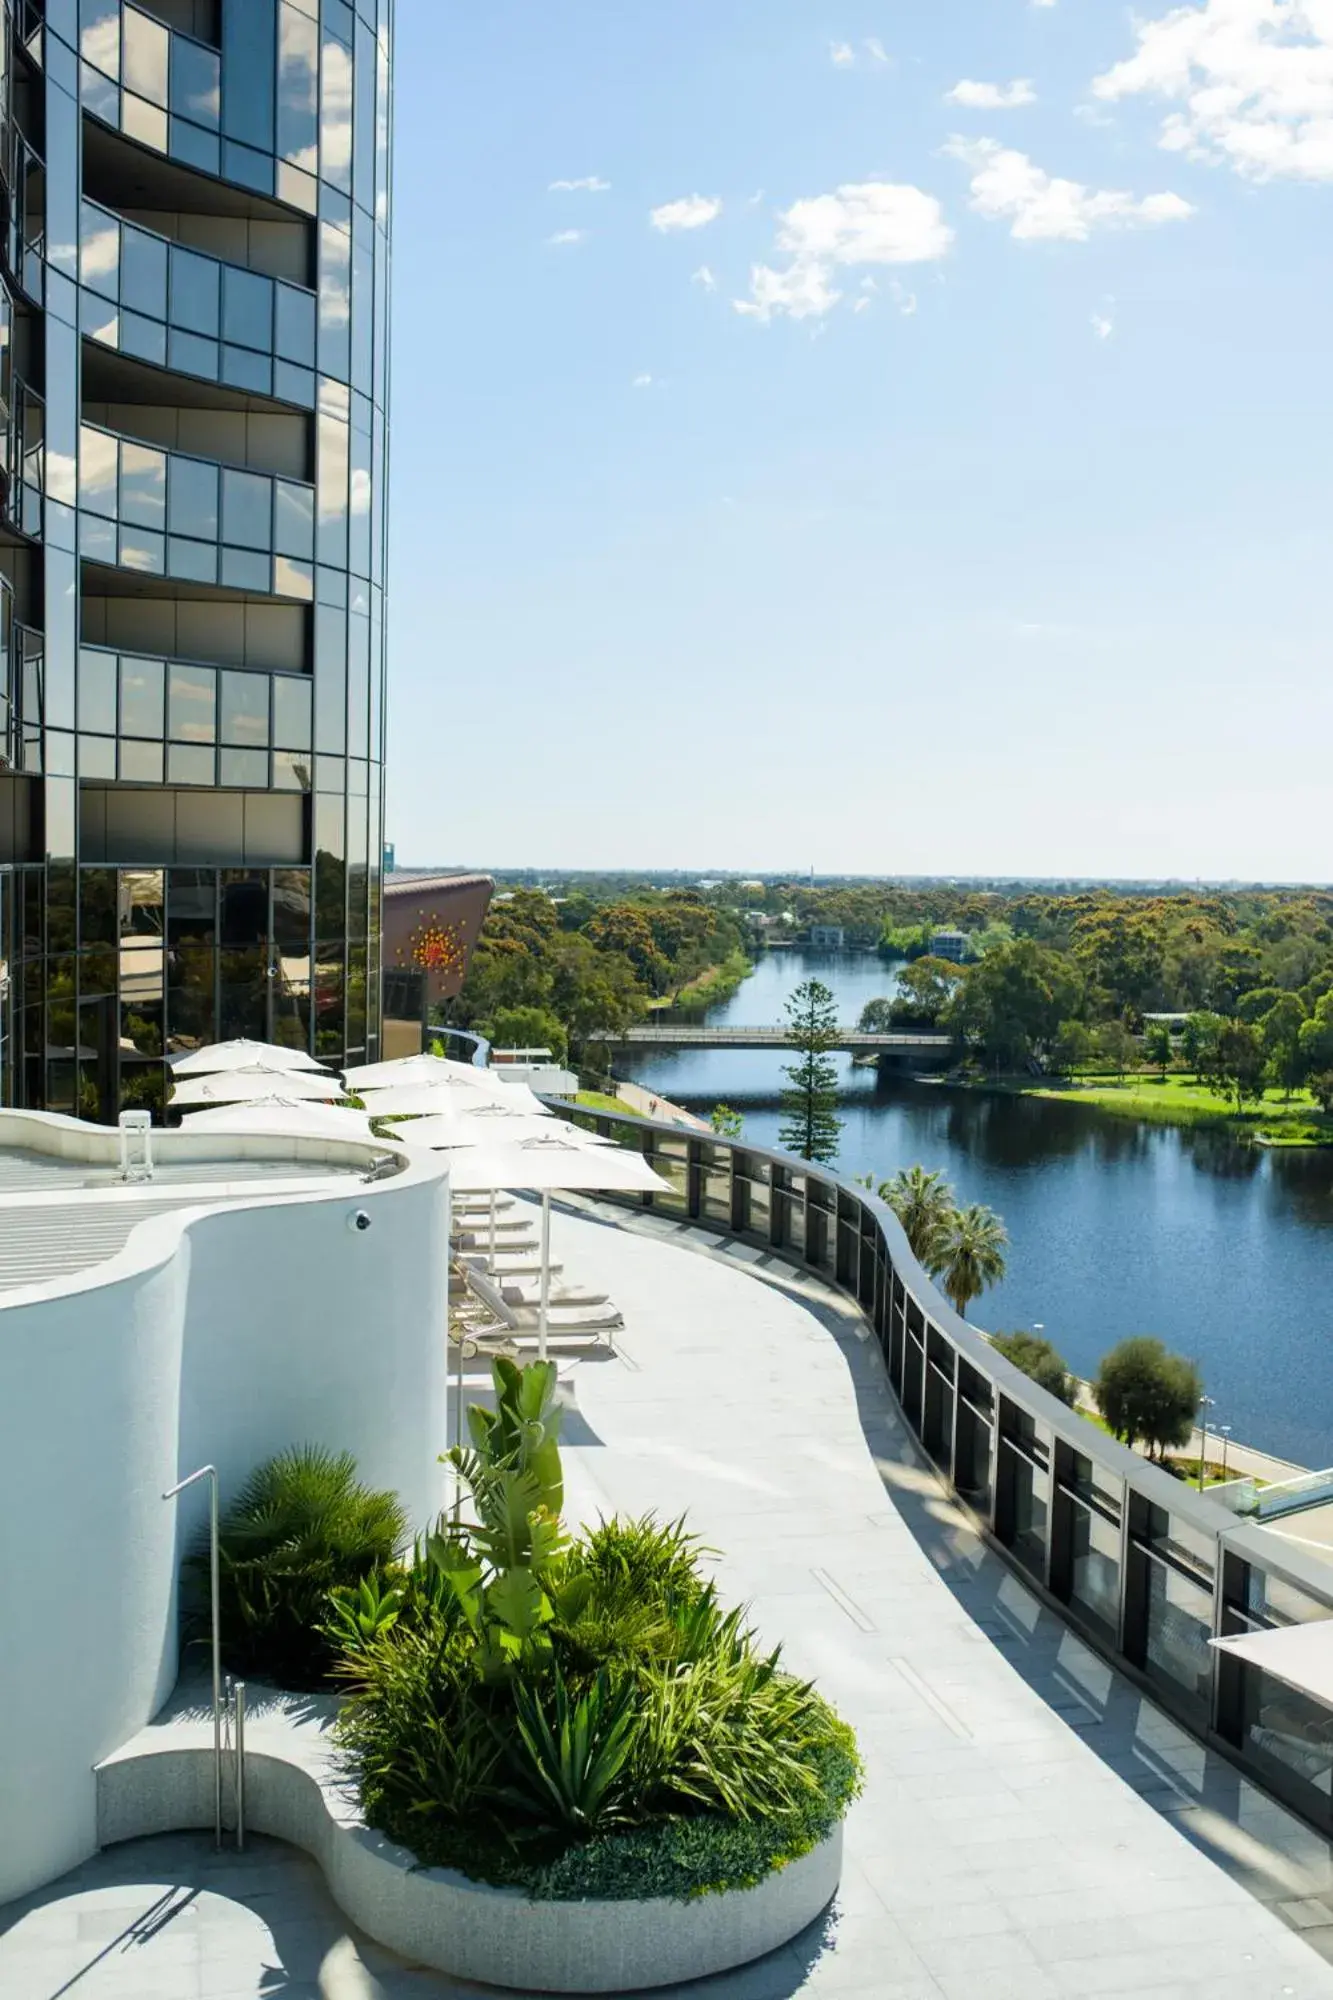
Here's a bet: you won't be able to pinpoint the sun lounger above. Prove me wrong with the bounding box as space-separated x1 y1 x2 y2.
465 1267 622 1340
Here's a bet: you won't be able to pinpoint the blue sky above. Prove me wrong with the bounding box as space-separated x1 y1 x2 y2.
387 2 1333 880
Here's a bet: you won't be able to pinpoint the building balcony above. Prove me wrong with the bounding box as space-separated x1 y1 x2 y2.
76 420 314 598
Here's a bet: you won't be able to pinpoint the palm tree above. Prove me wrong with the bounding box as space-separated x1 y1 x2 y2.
934 1204 1008 1319
879 1166 956 1269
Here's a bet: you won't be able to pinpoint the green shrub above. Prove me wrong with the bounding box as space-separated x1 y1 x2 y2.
991 1331 1078 1407
331 1359 862 1899
193 1446 407 1689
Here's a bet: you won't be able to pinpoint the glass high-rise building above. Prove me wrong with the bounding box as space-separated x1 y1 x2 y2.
0 0 391 1118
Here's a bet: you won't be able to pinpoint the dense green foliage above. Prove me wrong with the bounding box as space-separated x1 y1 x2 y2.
1093 1337 1203 1458
332 1359 861 1901
450 889 749 1066
193 1448 408 1690
991 1332 1077 1407
778 979 843 1165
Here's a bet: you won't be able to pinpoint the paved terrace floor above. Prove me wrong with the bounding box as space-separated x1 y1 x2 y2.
5 1204 1333 2000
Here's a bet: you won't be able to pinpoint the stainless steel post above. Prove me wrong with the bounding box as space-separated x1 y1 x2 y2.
163 1464 222 1849
538 1190 551 1362
234 1682 246 1851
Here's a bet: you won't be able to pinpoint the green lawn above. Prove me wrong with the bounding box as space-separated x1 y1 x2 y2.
574 1090 644 1119
1026 1071 1333 1145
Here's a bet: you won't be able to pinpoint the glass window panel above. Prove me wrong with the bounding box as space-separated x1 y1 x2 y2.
119 441 166 528
272 675 312 748
1243 1668 1333 1809
122 6 168 104
80 514 117 564
168 663 216 742
221 548 271 592
171 35 220 130
168 328 219 379
120 310 168 366
120 228 168 320
219 747 268 787
79 427 119 516
273 481 314 559
168 455 219 539
120 656 164 736
224 141 272 195
273 556 313 600
272 748 312 790
1144 1554 1214 1719
273 360 316 407
79 734 117 778
354 17 375 211
167 536 218 583
222 468 271 549
223 266 272 350
123 93 169 152
118 525 165 574
80 203 120 299
221 346 272 394
350 222 372 395
119 738 164 782
317 411 348 565
171 248 219 335
80 0 120 78
278 2 319 172
221 671 269 746
318 220 351 378
320 30 353 192
275 284 316 364
78 649 118 733
168 742 215 784
1069 1499 1122 1639
170 118 220 175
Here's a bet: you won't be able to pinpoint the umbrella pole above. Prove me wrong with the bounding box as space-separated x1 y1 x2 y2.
539 1190 551 1362
488 1189 496 1274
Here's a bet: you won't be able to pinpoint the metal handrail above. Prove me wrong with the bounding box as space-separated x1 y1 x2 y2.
162 1464 222 1848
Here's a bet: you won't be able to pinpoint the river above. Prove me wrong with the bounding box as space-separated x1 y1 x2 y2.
623 950 1333 1469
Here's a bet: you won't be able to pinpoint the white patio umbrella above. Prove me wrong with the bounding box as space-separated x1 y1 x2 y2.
342 1053 497 1092
170 1066 347 1108
1212 1623 1333 1706
445 1135 671 1358
169 1038 330 1076
179 1100 380 1143
368 1077 547 1118
403 1111 611 1149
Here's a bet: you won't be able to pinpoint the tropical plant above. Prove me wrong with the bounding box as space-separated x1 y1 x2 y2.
194 1446 407 1688
330 1359 863 1900
1093 1336 1202 1459
991 1331 1077 1407
933 1203 1008 1318
877 1164 956 1268
710 1103 744 1138
778 978 843 1165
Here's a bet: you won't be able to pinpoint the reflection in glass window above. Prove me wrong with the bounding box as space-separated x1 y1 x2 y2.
79 735 117 779
272 749 313 790
220 747 269 787
171 249 220 336
170 36 220 129
222 469 272 549
168 455 219 539
275 284 316 364
122 7 169 105
320 32 353 192
221 671 270 746
120 441 167 527
221 548 271 592
223 267 273 351
278 3 320 173
222 347 273 395
119 526 166 574
121 310 167 366
272 675 312 749
121 228 168 319
78 650 118 733
79 427 119 516
317 411 349 565
80 204 120 299
81 0 120 79
168 743 215 785
318 221 351 379
120 738 164 782
168 329 219 379
274 481 315 559
167 537 219 584
168 663 217 743
120 656 165 736
123 94 169 153
1144 1554 1214 1719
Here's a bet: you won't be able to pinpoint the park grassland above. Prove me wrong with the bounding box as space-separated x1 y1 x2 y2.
1023 1071 1333 1147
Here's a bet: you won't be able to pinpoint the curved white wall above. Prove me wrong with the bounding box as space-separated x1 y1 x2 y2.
0 1140 450 1904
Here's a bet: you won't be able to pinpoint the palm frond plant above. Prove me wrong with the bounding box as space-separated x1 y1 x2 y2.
328 1358 863 1901
934 1203 1008 1318
878 1164 956 1269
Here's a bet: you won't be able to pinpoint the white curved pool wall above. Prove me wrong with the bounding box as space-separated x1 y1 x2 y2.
0 1110 451 1905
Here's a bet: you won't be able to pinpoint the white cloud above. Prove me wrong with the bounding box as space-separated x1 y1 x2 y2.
691 265 717 291
734 180 953 322
831 37 891 68
1091 312 1115 339
945 137 1195 239
864 37 889 64
548 176 610 193
830 40 855 66
650 194 723 232
891 279 918 315
632 374 654 388
1093 0 1333 182
853 296 872 313
547 228 586 247
946 78 1037 109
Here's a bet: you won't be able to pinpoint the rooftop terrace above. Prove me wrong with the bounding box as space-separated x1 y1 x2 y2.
4 1199 1332 1998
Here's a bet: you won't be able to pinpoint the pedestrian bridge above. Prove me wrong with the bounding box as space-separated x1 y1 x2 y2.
607 1024 953 1057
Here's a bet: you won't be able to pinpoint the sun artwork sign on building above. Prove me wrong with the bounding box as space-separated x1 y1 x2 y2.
380 874 495 1054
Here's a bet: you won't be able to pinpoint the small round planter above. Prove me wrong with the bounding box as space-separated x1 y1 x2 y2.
97 1732 844 1994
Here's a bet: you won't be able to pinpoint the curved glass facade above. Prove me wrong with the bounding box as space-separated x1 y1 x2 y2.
0 0 391 1114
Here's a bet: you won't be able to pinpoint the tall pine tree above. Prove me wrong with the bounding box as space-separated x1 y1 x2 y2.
779 979 843 1165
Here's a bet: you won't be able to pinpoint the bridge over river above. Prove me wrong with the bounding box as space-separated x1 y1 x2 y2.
607 1024 953 1061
